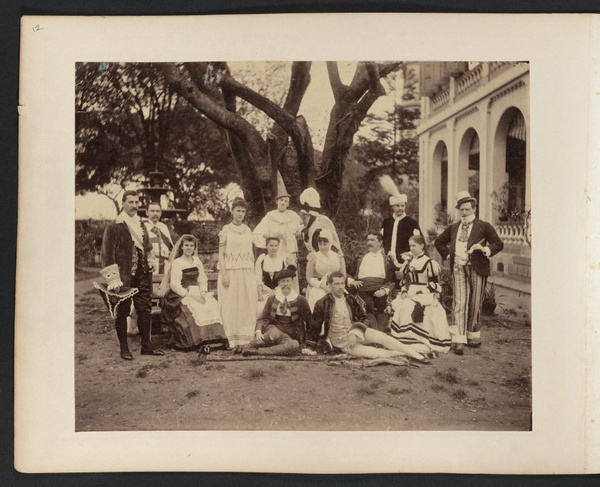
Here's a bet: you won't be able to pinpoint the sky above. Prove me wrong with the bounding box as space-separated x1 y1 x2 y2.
75 61 401 220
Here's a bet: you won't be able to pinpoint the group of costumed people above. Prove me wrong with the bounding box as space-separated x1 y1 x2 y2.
96 174 503 363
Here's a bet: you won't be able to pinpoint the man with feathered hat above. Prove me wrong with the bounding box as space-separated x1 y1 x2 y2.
99 190 164 360
240 265 313 356
434 191 504 354
379 175 422 267
298 187 342 254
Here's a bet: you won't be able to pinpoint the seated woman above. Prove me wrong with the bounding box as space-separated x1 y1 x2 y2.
160 234 228 351
390 235 452 356
305 228 346 312
255 235 286 315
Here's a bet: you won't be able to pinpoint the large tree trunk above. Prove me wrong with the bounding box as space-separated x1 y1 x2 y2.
317 62 402 214
159 63 270 214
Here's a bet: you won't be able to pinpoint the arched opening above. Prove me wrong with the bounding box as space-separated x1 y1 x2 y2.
506 112 526 216
441 145 448 212
458 128 480 217
431 140 449 222
492 108 527 222
468 133 480 209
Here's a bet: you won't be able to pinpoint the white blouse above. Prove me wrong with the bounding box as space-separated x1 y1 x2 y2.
169 256 208 297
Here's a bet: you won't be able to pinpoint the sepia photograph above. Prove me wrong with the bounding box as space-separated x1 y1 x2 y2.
74 60 531 432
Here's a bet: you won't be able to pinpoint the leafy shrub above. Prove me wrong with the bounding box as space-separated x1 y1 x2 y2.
172 220 223 249
75 220 109 267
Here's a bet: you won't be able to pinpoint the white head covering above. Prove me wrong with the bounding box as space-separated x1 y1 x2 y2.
318 228 333 243
299 187 321 215
379 175 407 206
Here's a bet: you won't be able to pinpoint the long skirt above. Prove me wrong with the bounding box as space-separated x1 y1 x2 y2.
162 288 227 350
218 268 258 347
390 293 452 353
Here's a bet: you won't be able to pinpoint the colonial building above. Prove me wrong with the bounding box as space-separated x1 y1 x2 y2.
416 61 530 285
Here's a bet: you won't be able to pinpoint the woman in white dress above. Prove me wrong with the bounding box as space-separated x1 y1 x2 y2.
217 197 259 347
305 228 346 311
160 234 227 351
390 235 452 356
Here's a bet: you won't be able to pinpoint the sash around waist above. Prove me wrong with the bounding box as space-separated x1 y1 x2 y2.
358 276 386 292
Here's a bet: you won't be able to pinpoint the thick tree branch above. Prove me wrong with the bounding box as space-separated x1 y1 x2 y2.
159 63 264 149
326 62 348 102
365 62 385 95
282 61 312 115
216 71 299 135
347 61 402 101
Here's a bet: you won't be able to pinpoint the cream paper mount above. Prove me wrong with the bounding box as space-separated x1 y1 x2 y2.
16 14 597 473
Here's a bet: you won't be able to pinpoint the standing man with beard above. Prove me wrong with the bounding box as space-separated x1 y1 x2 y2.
347 232 396 332
100 190 164 360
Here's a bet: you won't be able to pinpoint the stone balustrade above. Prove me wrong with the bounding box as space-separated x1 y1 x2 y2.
455 63 483 100
495 222 527 246
431 89 450 112
489 61 514 80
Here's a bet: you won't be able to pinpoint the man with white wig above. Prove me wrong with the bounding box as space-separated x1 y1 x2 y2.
379 175 422 267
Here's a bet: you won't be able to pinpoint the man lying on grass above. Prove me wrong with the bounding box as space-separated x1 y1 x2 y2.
309 272 430 365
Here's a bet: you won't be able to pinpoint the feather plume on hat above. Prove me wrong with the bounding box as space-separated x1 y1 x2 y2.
379 175 407 206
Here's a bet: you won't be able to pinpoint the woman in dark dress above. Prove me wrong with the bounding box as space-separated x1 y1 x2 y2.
160 234 228 350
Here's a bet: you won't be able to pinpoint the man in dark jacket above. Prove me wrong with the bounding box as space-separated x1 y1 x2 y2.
381 193 422 267
241 266 312 356
100 190 164 360
309 272 429 363
434 191 504 354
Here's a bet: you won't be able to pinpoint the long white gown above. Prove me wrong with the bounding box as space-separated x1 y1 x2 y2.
217 223 258 347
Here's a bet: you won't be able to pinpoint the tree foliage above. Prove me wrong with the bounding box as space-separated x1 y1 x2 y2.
75 62 235 217
76 61 403 220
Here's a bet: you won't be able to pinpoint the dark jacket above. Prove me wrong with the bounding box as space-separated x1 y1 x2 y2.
382 215 422 262
434 218 504 277
309 292 369 344
257 293 313 343
101 221 153 286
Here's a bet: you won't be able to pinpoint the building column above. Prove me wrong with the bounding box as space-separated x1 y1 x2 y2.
448 125 458 220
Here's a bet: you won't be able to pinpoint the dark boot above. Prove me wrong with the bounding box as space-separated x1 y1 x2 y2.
115 317 133 360
138 313 164 356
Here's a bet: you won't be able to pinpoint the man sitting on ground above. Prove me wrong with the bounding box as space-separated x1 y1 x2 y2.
309 272 430 364
241 266 313 356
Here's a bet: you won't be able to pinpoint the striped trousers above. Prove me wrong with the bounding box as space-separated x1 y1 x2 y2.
452 263 487 344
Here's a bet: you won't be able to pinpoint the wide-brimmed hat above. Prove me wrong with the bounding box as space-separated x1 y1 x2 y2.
275 265 297 283
455 191 477 209
93 281 139 319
